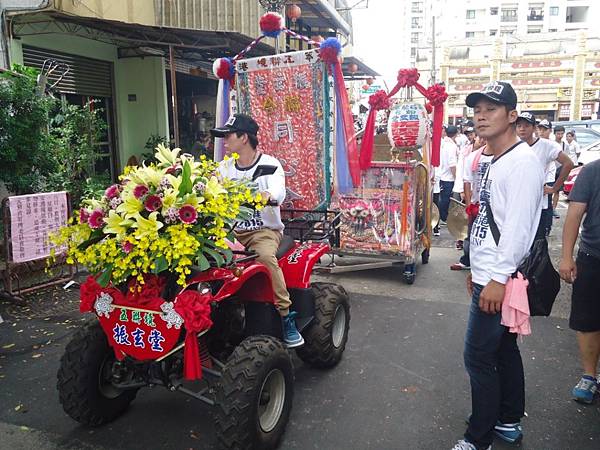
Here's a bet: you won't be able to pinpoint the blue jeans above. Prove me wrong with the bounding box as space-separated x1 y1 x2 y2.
439 180 454 221
464 284 525 448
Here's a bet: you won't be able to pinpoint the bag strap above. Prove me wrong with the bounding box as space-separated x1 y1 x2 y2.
481 141 522 247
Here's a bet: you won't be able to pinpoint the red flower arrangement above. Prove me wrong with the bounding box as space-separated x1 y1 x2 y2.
397 68 420 88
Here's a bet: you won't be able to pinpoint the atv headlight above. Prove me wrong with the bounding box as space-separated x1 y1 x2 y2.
196 282 212 295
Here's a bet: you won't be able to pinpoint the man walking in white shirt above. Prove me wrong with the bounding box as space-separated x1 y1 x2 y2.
516 112 574 237
451 82 544 450
439 125 459 224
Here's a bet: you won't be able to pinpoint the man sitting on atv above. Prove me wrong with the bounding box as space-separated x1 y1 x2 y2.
211 113 304 348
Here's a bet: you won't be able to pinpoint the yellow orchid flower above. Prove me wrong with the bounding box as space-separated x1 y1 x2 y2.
130 166 164 188
103 210 133 237
131 212 163 240
116 196 143 219
155 144 180 167
205 176 227 199
166 174 182 192
182 193 204 209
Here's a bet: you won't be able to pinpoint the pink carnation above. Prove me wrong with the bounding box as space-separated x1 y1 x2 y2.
144 195 162 212
133 184 149 199
122 241 133 254
104 184 120 199
178 205 198 224
88 209 105 229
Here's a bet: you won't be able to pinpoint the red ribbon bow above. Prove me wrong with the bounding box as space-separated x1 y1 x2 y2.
397 68 420 88
368 90 391 111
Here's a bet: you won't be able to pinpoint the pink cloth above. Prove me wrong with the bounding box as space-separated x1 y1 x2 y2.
501 272 531 336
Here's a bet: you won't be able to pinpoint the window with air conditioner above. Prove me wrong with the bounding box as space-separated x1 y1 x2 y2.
550 6 559 16
466 10 475 19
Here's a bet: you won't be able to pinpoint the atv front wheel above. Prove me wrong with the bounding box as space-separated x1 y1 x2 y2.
57 321 138 426
296 282 350 368
214 335 293 450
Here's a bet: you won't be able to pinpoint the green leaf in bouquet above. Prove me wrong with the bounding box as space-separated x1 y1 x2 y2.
97 265 113 287
221 247 233 264
178 160 193 196
237 206 254 221
153 256 168 274
203 248 224 267
195 252 210 271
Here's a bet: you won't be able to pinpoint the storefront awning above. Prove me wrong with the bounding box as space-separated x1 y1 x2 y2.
9 12 275 65
342 55 380 79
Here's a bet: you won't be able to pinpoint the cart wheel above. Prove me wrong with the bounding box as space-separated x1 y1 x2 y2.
403 264 416 285
421 249 430 265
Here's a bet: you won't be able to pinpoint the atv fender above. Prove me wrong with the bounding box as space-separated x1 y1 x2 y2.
279 242 330 289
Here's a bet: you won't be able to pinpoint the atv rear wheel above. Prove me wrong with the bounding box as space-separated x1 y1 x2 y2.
296 282 350 368
214 335 293 450
57 321 138 426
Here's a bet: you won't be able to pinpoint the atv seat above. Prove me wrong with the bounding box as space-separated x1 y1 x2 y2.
276 234 296 259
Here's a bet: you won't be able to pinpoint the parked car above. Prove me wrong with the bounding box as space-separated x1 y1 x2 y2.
553 119 600 132
564 166 582 195
564 127 600 148
577 138 600 166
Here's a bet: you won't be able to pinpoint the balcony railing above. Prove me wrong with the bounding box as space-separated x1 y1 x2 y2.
501 16 518 22
527 13 544 21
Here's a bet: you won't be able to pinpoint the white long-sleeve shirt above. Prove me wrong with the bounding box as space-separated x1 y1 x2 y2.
218 153 286 232
470 141 544 285
530 138 561 210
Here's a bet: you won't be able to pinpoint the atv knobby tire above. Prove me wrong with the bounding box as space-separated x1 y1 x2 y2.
57 321 137 426
214 335 293 450
296 282 350 368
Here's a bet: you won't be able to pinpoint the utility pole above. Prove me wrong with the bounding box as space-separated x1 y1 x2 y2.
430 15 436 85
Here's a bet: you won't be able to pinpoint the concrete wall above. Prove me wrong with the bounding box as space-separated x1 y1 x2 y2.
7 30 169 171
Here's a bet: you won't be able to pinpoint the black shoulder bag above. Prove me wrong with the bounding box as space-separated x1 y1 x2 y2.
485 198 560 317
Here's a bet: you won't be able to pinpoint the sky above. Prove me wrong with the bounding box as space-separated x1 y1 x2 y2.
351 0 408 88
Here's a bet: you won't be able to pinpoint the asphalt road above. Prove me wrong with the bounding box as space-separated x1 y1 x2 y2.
0 210 598 450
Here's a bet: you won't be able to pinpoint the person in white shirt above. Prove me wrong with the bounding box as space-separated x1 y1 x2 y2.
565 130 581 165
551 124 568 218
451 81 544 450
439 125 459 224
452 126 477 250
516 112 574 238
211 113 304 348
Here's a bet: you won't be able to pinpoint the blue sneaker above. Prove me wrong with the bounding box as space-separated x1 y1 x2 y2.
494 421 523 444
572 375 598 404
282 312 304 348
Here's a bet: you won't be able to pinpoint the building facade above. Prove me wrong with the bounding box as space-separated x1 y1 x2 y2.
426 32 600 122
1 0 356 180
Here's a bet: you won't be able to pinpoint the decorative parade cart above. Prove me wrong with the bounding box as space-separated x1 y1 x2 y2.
213 22 447 283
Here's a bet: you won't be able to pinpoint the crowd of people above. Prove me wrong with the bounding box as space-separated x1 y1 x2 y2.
437 81 599 450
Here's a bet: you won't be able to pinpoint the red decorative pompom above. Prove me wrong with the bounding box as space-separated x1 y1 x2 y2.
427 84 448 106
368 90 390 111
319 37 342 65
397 68 420 87
212 57 235 81
259 12 283 37
80 276 102 313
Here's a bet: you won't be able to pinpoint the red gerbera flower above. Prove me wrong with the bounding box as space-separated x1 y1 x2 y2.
133 184 149 199
88 209 105 229
178 205 198 224
104 184 120 199
79 208 90 224
144 195 162 212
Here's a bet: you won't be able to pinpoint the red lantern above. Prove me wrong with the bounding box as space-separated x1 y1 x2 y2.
286 4 301 22
348 62 359 74
366 78 374 85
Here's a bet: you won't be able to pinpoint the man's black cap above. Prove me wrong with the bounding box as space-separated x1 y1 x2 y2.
446 125 459 137
554 125 565 132
516 111 536 125
537 119 552 129
466 81 518 109
210 113 259 137
464 126 475 133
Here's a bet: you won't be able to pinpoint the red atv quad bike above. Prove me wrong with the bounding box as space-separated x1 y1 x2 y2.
56 215 349 450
